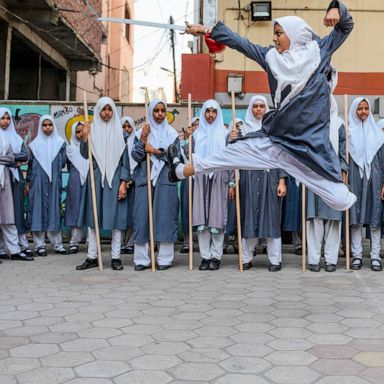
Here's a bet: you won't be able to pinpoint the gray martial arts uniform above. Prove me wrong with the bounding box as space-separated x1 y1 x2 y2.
132 139 179 267
0 147 21 255
306 124 348 265
349 146 384 261
79 141 131 260
240 169 286 265
191 1 355 212
27 144 66 251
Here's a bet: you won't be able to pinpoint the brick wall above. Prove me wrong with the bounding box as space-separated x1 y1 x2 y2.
55 0 103 55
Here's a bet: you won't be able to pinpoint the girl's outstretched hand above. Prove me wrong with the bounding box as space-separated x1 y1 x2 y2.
324 8 340 27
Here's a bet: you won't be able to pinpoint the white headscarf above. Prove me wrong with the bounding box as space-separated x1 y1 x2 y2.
0 125 10 188
348 97 384 179
121 115 138 175
29 115 64 182
266 16 321 109
66 121 89 185
0 107 23 181
243 95 270 135
193 99 227 158
91 97 126 188
147 99 178 186
328 69 344 155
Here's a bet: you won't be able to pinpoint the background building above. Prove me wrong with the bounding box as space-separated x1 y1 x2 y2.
181 0 384 114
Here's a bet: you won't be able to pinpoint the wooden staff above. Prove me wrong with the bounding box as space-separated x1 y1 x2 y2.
144 93 156 272
187 93 193 270
231 91 243 272
302 184 306 272
344 94 350 271
83 92 103 271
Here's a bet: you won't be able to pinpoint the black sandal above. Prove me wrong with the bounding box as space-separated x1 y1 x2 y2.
68 245 79 254
371 259 383 272
351 257 362 270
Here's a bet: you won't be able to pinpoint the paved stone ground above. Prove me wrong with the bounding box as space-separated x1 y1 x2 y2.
0 244 384 384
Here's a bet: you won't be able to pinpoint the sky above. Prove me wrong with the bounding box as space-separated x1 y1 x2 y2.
132 0 194 102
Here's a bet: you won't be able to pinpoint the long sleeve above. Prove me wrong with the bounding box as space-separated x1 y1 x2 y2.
119 147 131 182
80 140 89 159
320 1 354 56
211 21 270 70
26 151 34 182
132 138 147 163
0 147 15 166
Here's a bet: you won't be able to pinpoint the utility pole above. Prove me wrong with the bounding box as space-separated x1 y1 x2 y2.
169 16 178 103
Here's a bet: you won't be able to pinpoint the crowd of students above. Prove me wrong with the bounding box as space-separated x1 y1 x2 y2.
0 92 383 272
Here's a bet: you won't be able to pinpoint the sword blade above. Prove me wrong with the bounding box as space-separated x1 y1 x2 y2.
97 17 186 32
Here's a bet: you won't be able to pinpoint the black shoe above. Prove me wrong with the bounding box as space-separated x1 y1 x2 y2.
262 247 267 254
167 144 181 182
111 259 123 270
269 263 282 272
308 263 321 272
76 258 98 270
11 252 34 261
199 259 211 271
294 247 303 255
55 247 67 255
180 244 189 254
351 257 362 270
209 258 221 270
325 263 337 272
134 264 150 271
23 249 34 257
126 246 134 254
223 247 228 254
371 259 382 272
233 246 239 254
243 262 253 270
68 245 79 254
0 253 9 260
158 264 171 271
36 248 48 257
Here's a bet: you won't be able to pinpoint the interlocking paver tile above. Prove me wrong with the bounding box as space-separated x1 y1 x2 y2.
265 350 317 365
219 356 271 373
10 343 59 358
312 358 365 376
171 362 225 381
265 366 321 384
16 367 74 384
114 369 172 384
75 360 131 377
178 348 230 363
41 351 94 367
353 352 384 367
0 357 40 375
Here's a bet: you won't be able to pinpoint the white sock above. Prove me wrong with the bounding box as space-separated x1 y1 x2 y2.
175 164 186 180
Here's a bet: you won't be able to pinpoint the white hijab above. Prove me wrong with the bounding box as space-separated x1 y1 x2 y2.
0 107 23 181
328 69 344 155
193 99 227 157
91 97 125 188
29 115 64 182
243 95 270 135
66 122 89 185
121 115 138 175
266 16 321 109
0 125 10 188
147 99 178 186
348 97 384 179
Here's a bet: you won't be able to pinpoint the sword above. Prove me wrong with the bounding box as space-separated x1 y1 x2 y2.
97 17 187 32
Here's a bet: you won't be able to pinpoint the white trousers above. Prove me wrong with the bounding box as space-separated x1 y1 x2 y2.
70 227 83 246
87 227 121 260
193 137 356 211
306 218 341 265
133 242 174 266
33 231 63 251
351 225 381 260
242 237 282 265
19 233 30 250
197 229 225 260
292 232 302 250
0 225 21 254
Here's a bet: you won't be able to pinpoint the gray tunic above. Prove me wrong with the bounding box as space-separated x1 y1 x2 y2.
0 147 16 225
193 171 229 230
10 143 28 233
240 169 286 239
79 142 131 231
211 0 353 183
349 146 384 228
132 139 179 243
64 163 84 228
27 144 66 232
306 124 348 221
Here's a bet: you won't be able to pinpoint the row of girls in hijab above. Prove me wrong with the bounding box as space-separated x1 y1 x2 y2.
1 90 384 271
